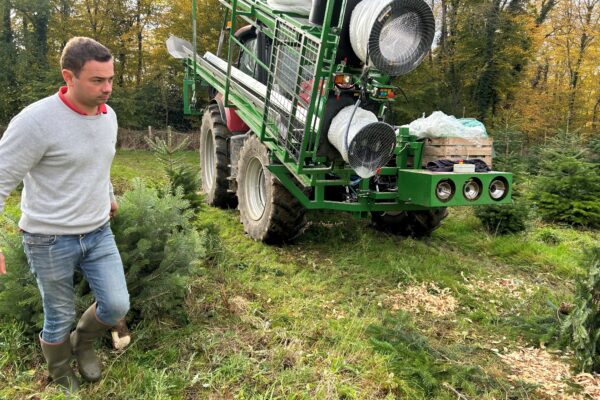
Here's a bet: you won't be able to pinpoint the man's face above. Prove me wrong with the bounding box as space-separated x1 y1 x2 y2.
63 59 114 109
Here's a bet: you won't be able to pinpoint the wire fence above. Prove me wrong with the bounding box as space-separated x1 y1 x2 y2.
0 125 553 155
118 127 199 150
0 125 199 151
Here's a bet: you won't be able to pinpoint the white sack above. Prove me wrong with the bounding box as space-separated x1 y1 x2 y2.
267 0 312 15
405 111 487 139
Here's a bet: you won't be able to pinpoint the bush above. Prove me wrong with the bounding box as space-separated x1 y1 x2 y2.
532 156 600 228
0 179 212 336
146 135 203 212
475 153 529 235
585 136 600 164
0 219 44 335
561 248 600 372
529 131 600 228
475 199 529 235
535 228 563 245
110 179 209 323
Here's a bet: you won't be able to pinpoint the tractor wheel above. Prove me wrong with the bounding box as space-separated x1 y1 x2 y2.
236 135 306 243
371 208 449 237
199 104 236 208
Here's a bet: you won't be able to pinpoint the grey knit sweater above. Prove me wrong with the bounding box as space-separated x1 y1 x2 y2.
0 93 117 234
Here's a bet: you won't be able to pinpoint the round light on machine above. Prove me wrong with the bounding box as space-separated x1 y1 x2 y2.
349 0 435 76
334 73 355 90
435 179 455 202
463 178 482 201
489 177 508 201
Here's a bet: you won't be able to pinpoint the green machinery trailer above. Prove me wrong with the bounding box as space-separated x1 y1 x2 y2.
167 0 513 242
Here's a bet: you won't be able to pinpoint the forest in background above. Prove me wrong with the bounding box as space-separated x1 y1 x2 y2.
0 0 597 140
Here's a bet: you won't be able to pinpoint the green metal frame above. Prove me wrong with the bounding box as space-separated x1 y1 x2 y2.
184 0 513 216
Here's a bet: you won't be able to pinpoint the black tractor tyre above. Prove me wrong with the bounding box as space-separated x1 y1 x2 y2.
236 135 306 243
199 104 236 208
371 208 449 237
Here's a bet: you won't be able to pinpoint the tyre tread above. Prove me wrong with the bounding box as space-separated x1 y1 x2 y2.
237 135 306 243
200 104 236 208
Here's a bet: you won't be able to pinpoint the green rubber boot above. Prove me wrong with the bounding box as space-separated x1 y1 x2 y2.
70 304 111 382
40 334 80 393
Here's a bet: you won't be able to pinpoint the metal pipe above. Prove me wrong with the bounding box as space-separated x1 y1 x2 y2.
192 0 197 102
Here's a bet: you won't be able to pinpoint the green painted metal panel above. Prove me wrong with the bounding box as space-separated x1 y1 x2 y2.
397 170 513 207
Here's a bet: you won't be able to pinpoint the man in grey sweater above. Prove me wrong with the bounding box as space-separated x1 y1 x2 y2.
0 37 129 392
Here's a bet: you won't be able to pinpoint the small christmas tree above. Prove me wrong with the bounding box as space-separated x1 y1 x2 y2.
110 179 208 323
532 132 600 228
0 218 44 335
0 178 213 336
475 153 529 235
562 248 600 372
146 134 203 212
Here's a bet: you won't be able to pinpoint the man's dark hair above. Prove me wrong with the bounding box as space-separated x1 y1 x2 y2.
60 37 112 77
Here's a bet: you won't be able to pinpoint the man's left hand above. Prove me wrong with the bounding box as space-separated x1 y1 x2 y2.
110 201 118 219
0 250 6 275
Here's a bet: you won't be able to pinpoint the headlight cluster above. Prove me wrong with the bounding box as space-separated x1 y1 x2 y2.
435 177 508 202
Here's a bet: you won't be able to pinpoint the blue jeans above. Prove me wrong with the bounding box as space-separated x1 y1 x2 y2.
23 222 129 343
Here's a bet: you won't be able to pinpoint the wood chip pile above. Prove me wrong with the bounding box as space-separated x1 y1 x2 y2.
463 273 534 299
384 283 458 317
499 347 600 399
573 373 600 399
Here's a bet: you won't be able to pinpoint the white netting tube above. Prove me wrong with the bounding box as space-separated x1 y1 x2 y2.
349 0 435 76
267 0 313 15
350 0 393 64
329 106 378 163
328 105 396 178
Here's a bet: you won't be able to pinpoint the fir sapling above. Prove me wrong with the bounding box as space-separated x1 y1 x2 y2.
111 179 207 323
561 248 600 372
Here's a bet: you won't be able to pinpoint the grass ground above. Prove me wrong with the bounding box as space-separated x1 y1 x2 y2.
1 150 598 399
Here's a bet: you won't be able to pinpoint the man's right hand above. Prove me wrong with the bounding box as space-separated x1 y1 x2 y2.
0 250 5 275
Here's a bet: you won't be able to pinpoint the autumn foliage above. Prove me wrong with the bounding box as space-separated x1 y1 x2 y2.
0 0 596 139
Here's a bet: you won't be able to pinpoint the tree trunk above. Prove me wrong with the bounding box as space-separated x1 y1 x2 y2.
58 0 72 50
12 0 50 68
592 98 600 132
536 0 556 25
30 0 49 68
85 0 103 39
117 51 126 87
428 0 435 65
475 0 501 122
566 1 595 129
136 0 143 87
445 0 461 113
0 0 16 122
1 0 12 45
0 0 15 83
